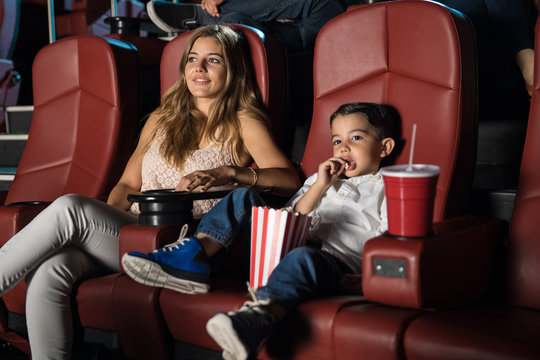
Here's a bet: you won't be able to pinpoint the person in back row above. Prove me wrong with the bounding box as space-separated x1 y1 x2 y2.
148 0 534 102
146 0 345 52
122 101 398 360
0 25 300 360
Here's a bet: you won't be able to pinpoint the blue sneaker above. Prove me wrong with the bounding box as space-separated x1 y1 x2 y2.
206 299 277 360
122 225 211 294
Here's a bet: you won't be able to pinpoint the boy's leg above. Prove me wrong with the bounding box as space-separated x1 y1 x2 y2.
255 246 350 311
122 188 266 293
207 246 350 359
195 187 266 249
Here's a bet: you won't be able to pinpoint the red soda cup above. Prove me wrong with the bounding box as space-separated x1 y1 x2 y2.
380 164 440 237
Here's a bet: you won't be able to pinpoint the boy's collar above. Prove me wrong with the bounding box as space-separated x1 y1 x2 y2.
340 172 382 182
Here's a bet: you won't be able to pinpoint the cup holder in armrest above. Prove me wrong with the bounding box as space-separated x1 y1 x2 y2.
7 201 51 207
128 187 272 226
128 187 237 226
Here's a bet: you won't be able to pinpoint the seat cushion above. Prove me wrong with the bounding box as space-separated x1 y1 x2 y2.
404 307 540 360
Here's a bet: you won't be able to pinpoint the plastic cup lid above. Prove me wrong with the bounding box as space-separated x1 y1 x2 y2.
379 164 441 178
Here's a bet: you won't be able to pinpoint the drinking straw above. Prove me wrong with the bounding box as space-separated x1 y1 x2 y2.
407 124 417 171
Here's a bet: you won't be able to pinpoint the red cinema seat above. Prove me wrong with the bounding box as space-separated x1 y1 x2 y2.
75 24 287 359
0 35 139 355
306 0 477 221
153 1 479 359
265 1 478 359
389 14 540 360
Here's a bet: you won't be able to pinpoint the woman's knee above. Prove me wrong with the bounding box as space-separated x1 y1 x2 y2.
49 194 89 213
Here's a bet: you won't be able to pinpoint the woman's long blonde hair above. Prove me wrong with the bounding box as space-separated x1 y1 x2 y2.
152 25 268 169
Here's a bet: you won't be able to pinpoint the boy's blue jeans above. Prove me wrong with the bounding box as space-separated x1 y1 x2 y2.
195 188 352 312
194 0 345 52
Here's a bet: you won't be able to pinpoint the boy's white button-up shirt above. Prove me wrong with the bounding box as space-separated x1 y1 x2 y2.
286 172 387 274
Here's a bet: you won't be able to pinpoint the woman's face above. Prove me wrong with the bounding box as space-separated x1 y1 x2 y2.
185 36 228 105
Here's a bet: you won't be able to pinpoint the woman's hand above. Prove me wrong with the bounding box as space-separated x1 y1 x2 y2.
201 0 226 17
175 166 234 192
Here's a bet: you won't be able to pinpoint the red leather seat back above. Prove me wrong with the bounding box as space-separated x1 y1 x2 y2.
302 0 477 221
4 35 139 204
507 16 540 310
160 25 287 142
55 0 110 38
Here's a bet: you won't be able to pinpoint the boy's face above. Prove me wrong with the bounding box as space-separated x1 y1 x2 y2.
331 113 394 178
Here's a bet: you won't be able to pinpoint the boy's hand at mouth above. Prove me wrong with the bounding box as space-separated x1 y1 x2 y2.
316 157 350 188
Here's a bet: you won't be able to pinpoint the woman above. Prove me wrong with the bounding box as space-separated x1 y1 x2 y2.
0 25 300 360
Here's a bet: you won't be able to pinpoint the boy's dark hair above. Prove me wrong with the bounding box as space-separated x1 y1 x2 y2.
330 102 398 141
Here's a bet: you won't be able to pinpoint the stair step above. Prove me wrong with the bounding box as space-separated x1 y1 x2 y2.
0 106 33 192
0 165 17 192
0 178 13 191
0 134 28 167
4 105 33 134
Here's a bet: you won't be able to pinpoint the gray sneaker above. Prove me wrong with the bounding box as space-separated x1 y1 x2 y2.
146 0 199 33
206 299 277 360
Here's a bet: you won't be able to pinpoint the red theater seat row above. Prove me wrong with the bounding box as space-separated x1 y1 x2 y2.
6 1 525 359
75 1 480 359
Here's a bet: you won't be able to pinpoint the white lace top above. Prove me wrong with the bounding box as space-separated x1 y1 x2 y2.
129 135 234 218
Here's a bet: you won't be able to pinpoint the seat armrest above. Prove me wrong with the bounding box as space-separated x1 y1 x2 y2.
362 216 506 309
0 203 49 247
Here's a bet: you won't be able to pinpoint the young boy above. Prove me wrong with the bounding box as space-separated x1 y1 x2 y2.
122 102 397 360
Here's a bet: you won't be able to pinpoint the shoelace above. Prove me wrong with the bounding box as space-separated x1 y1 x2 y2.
152 224 190 253
231 301 274 329
228 282 275 327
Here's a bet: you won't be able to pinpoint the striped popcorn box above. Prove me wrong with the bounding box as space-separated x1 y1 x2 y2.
250 206 312 289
